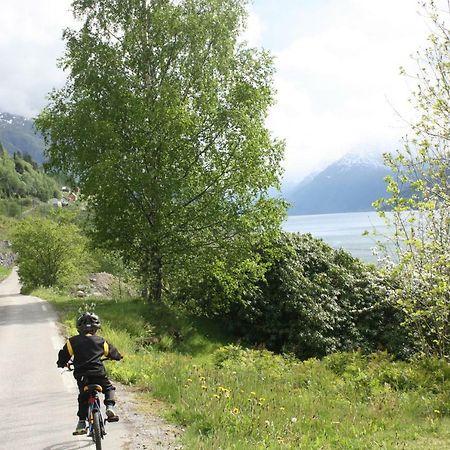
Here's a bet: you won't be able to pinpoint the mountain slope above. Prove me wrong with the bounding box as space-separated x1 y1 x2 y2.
0 113 45 164
287 153 391 215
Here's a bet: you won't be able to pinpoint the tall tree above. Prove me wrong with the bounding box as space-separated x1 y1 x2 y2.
375 0 450 357
37 0 285 302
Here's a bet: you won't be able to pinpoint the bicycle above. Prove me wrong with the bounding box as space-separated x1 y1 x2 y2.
85 383 108 450
63 360 119 450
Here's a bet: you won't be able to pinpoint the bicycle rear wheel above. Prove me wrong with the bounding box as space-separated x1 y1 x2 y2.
92 410 103 450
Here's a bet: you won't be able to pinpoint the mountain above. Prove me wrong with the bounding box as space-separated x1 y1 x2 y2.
286 152 391 215
0 112 45 164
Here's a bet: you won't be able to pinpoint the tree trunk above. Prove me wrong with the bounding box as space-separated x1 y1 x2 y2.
151 251 163 303
142 247 163 303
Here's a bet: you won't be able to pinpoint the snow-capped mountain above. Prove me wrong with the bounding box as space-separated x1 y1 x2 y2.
286 152 392 215
0 112 45 163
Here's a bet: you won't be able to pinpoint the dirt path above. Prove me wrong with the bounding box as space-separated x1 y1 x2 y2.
115 382 183 449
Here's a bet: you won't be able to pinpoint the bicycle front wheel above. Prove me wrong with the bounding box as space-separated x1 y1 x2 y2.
92 410 103 450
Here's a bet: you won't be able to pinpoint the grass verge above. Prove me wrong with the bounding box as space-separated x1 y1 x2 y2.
37 288 450 449
0 266 12 282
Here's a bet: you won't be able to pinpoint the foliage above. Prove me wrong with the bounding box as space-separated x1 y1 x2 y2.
0 146 59 201
39 289 450 449
374 1 450 358
36 0 286 303
11 214 88 291
178 232 410 359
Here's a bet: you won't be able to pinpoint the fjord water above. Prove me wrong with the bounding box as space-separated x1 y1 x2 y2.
284 211 394 263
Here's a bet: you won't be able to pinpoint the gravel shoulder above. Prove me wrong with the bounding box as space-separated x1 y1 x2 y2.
115 382 183 450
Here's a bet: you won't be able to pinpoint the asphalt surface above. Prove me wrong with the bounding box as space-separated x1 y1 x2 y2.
0 269 130 450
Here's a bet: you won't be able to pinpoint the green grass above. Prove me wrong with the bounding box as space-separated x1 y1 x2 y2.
37 288 450 449
0 265 11 281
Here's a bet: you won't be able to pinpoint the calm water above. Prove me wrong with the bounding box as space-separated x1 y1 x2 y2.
283 211 395 263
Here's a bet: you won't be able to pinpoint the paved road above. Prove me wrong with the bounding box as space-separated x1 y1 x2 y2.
0 270 131 450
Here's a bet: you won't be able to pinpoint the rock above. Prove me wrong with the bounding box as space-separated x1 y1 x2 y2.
76 290 87 297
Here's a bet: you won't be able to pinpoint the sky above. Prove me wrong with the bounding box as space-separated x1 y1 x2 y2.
0 0 431 186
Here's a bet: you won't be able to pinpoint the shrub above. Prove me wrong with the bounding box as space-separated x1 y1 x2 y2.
178 232 412 359
233 233 411 358
11 215 88 291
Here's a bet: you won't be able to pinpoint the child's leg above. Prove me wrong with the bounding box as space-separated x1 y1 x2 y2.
76 378 89 419
99 377 116 407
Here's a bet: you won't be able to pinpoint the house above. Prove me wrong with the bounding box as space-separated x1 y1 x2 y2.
49 198 61 208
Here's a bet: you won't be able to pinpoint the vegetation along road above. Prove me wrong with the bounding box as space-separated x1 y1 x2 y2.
0 269 130 449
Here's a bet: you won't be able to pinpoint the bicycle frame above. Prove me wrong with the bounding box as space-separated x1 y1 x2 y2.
86 387 106 447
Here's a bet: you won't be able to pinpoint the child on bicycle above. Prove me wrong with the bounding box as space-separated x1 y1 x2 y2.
56 311 123 435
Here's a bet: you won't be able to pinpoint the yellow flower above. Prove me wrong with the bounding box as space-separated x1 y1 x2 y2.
231 407 240 415
201 385 208 390
187 378 193 383
213 394 220 399
200 376 206 382
250 391 256 396
279 407 285 411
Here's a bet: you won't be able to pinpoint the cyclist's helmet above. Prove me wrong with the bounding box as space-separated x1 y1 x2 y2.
76 312 101 334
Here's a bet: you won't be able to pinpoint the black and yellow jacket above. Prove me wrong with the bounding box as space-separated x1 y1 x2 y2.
57 334 122 378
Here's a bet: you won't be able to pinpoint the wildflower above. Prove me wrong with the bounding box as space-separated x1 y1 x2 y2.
201 385 208 390
200 376 206 382
231 407 240 415
213 394 220 399
250 391 256 396
186 378 193 383
279 407 285 411
291 417 298 423
434 410 441 414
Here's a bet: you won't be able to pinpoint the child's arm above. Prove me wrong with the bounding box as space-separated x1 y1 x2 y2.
104 340 123 361
56 340 73 367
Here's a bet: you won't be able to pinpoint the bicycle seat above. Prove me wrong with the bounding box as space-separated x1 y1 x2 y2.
83 384 103 393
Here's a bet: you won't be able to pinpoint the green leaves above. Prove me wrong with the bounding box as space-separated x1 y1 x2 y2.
374 2 450 358
37 0 285 302
11 215 88 291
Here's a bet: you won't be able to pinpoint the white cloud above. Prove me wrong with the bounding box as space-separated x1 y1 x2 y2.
252 0 431 183
241 9 264 47
0 0 73 117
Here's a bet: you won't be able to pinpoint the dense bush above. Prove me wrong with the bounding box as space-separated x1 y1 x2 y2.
11 215 87 291
176 232 411 359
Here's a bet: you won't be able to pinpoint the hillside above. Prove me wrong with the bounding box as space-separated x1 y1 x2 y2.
0 145 59 201
286 153 391 215
0 112 45 164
